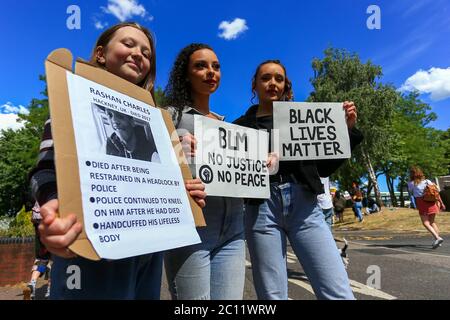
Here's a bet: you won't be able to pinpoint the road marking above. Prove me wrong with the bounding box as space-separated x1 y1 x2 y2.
349 280 396 300
288 278 315 295
288 277 396 300
347 240 450 259
246 259 296 299
246 258 397 300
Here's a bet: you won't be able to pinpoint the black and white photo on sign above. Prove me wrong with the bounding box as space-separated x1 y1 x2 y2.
91 103 160 163
273 102 351 161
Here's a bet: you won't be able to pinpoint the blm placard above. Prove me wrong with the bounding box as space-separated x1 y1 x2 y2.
194 116 270 199
273 102 351 160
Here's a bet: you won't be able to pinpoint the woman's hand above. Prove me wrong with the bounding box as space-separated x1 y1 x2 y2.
267 152 280 175
343 101 357 129
38 199 82 258
185 178 207 208
180 133 197 159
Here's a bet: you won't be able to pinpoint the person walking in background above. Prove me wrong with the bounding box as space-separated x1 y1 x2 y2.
350 181 363 222
25 202 51 300
408 166 446 249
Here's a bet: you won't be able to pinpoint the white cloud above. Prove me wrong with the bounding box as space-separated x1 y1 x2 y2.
0 114 23 132
95 20 109 30
218 18 248 40
0 102 29 115
400 67 450 101
102 0 153 22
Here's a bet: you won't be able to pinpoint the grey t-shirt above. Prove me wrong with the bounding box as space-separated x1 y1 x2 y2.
167 106 224 178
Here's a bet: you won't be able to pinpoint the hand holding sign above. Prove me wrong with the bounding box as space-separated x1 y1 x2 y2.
343 101 357 129
185 178 206 208
38 199 82 258
180 132 197 158
267 152 280 175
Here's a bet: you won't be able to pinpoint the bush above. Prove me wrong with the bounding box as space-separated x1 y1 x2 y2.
0 206 34 238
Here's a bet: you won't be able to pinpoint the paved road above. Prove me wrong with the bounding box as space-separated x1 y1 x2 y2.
3 231 449 300
161 231 450 300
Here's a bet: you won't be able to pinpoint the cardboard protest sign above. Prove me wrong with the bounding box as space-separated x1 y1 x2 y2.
45 48 205 260
273 102 351 161
194 116 270 199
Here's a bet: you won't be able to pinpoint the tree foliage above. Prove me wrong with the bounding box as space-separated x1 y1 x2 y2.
308 48 447 206
308 47 398 205
0 76 48 215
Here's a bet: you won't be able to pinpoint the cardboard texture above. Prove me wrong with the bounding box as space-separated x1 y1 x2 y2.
45 48 205 261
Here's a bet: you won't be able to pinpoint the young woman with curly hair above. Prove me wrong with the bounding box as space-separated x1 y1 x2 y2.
162 43 245 300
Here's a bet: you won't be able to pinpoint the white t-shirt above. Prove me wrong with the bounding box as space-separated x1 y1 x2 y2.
317 177 333 210
408 179 434 198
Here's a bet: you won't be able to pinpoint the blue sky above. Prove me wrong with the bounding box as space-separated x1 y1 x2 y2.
1 0 449 191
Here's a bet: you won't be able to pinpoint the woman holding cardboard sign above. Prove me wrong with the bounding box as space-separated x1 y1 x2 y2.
162 43 245 300
29 22 206 299
234 60 363 300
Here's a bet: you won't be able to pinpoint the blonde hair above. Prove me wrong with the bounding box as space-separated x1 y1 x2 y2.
89 22 156 98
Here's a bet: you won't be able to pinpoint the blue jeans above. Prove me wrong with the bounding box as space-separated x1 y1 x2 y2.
245 182 354 300
50 253 163 299
164 197 245 300
322 207 334 231
366 203 379 214
353 201 363 221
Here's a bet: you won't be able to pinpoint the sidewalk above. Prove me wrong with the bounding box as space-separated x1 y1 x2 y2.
0 278 49 300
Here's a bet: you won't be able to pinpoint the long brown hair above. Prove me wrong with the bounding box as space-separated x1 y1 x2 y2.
251 59 294 104
409 166 425 185
89 22 156 98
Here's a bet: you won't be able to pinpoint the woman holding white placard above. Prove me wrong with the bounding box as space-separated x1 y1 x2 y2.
163 43 245 300
234 59 363 300
29 22 206 299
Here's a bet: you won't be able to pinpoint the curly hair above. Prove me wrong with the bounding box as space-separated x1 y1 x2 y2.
164 43 214 113
251 59 294 104
410 166 425 185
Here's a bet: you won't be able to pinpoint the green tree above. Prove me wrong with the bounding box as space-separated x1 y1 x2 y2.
153 86 166 107
385 92 447 206
0 76 48 215
308 48 398 205
0 128 40 215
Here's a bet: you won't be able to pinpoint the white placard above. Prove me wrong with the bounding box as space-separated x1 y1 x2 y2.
194 116 270 199
66 72 200 260
273 102 351 160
